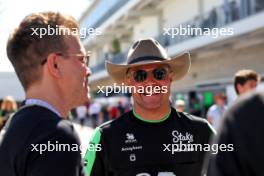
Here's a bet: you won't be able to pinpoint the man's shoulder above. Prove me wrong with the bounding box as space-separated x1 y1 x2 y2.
14 105 59 120
0 106 79 163
98 111 130 132
19 106 79 140
225 91 264 128
1 105 77 145
180 111 207 123
6 105 60 131
232 91 264 112
179 111 216 134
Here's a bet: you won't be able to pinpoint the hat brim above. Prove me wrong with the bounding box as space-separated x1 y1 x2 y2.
105 52 191 84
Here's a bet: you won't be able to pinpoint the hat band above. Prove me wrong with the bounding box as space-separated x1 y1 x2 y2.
128 56 165 64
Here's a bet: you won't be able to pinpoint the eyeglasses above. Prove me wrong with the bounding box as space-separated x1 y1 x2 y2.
129 67 170 82
41 52 90 66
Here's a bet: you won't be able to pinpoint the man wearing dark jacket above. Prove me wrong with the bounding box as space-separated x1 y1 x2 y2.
206 91 264 176
0 12 91 176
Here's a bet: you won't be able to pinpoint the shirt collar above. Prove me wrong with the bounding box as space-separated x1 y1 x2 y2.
25 98 61 117
132 107 172 123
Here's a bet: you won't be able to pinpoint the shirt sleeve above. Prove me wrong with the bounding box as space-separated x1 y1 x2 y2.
84 127 106 176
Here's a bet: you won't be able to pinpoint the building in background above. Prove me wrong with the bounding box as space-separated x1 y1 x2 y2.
80 0 264 116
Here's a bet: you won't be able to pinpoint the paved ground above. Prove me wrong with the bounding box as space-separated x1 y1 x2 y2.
72 122 94 157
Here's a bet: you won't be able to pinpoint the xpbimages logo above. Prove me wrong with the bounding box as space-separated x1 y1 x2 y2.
30 25 102 39
162 130 234 154
31 141 101 154
163 25 234 38
97 83 168 96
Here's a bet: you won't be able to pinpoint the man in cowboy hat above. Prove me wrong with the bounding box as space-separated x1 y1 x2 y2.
84 38 215 176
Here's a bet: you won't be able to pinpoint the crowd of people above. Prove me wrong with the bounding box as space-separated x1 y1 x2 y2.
74 100 131 128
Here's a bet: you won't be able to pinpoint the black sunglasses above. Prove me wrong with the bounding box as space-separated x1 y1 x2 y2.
131 67 170 82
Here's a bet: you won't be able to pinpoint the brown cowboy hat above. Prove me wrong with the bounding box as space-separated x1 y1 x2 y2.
106 38 191 84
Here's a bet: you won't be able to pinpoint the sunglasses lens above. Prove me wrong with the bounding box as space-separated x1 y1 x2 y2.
153 68 167 80
134 70 147 82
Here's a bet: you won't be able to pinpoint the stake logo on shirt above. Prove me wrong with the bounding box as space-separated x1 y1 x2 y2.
172 130 194 143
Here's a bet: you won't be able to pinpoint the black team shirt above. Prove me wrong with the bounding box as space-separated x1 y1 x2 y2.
0 105 84 176
85 107 215 176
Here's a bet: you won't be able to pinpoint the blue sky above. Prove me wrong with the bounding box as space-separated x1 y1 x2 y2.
0 0 91 72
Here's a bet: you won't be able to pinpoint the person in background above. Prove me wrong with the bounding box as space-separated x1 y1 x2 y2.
174 99 185 112
206 93 227 131
124 103 131 113
117 100 125 115
189 95 202 116
234 69 260 96
88 101 102 128
76 104 88 127
99 105 110 124
109 105 119 119
0 96 17 130
206 91 264 176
